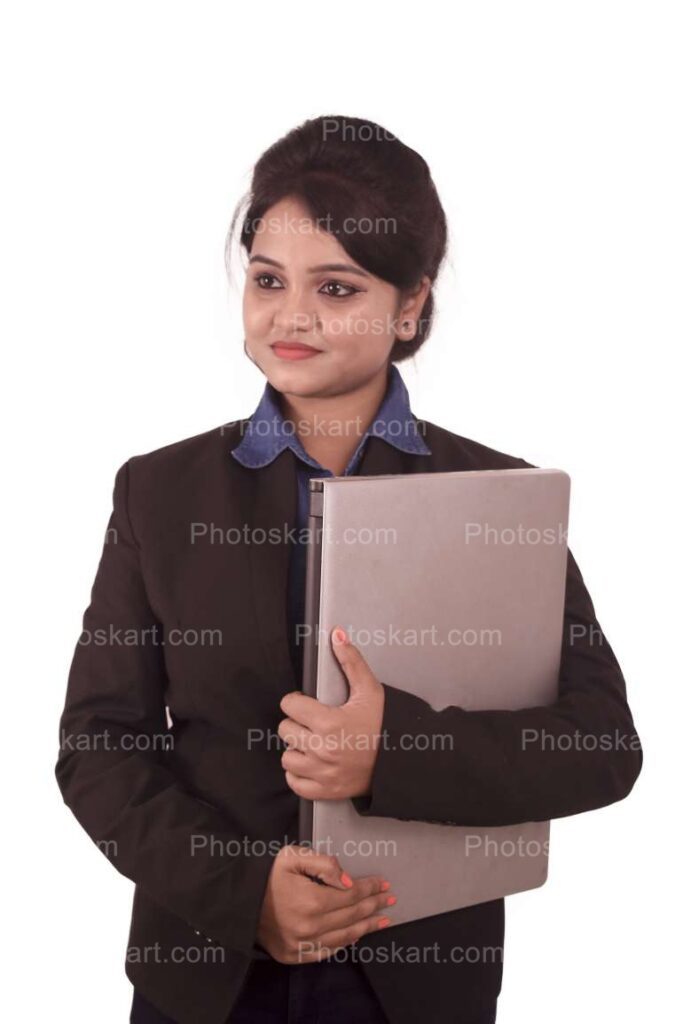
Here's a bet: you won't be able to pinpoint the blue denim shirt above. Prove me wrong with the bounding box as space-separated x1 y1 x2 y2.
230 363 431 682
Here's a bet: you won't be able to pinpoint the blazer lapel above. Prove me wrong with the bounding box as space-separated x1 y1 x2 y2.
242 429 436 694
239 444 299 694
356 431 432 477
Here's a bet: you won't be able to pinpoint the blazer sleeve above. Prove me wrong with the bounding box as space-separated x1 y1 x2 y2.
351 545 643 827
54 460 276 957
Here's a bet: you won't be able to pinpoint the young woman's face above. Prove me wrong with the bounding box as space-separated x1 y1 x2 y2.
242 196 423 399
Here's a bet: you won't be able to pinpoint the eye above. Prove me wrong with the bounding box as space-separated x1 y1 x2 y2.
254 272 284 290
319 280 360 299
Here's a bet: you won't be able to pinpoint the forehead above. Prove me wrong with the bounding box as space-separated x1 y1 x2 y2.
252 196 354 267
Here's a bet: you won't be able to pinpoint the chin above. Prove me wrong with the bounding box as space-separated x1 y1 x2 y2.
263 358 331 395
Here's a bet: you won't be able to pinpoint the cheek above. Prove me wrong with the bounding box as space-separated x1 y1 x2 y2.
321 310 396 366
322 294 397 347
243 293 274 334
242 305 260 333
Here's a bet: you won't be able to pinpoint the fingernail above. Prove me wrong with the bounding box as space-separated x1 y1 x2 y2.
341 871 353 888
332 627 347 644
380 880 391 891
386 896 397 905
378 917 391 928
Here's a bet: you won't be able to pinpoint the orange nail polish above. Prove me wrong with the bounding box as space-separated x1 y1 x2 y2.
380 880 391 891
341 871 353 888
387 896 397 905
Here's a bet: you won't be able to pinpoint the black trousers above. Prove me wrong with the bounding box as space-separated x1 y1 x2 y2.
131 957 388 1024
130 957 497 1023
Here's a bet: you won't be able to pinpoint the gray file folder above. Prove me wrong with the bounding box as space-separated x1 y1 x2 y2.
298 468 570 928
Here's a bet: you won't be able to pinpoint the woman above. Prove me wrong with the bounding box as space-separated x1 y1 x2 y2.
55 115 642 1024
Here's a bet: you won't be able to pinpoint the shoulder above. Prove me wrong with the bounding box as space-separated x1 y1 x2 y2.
112 419 249 511
418 418 538 471
127 419 247 471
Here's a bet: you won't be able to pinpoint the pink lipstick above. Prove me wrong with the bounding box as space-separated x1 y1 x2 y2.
271 341 322 361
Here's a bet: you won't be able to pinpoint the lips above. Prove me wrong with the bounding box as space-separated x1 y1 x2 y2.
271 341 323 360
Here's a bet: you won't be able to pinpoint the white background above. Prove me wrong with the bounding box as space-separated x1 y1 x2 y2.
2 1 679 1020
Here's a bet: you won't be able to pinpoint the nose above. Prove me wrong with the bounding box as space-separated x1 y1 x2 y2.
272 290 319 334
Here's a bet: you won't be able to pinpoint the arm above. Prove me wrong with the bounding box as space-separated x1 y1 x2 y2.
54 460 276 956
351 547 643 826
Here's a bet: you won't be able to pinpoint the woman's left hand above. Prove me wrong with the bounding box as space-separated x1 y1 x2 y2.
278 626 385 801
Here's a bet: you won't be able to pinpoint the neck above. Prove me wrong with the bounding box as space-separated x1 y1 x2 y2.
278 364 391 475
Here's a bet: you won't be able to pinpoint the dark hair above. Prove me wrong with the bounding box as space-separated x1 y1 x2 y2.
226 115 448 362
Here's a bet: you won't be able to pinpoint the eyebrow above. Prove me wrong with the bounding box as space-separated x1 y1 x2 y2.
248 254 370 279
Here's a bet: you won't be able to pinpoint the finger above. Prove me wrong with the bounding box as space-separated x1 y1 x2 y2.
286 846 354 891
281 747 321 776
300 913 393 962
280 691 335 731
307 874 389 913
284 769 332 799
278 718 317 753
316 890 396 937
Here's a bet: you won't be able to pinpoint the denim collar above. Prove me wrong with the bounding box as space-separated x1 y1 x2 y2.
230 362 431 472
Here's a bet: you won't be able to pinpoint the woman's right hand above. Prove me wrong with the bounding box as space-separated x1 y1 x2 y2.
256 844 395 964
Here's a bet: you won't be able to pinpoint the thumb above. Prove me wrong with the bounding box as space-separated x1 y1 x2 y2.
331 625 374 700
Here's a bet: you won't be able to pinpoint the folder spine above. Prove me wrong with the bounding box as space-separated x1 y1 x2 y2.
298 479 324 845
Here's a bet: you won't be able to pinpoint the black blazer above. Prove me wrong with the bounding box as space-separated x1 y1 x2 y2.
55 416 643 1024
